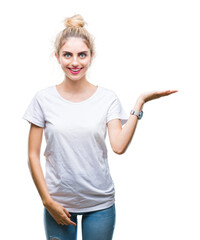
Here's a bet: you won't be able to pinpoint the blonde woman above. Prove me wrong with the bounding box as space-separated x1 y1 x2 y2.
23 14 177 240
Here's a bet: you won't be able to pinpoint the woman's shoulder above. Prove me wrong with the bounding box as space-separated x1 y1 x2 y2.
34 85 55 98
99 85 117 98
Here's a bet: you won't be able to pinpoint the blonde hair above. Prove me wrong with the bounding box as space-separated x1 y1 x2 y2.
54 14 96 59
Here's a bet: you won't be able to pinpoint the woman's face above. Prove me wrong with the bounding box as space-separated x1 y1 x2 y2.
55 37 93 82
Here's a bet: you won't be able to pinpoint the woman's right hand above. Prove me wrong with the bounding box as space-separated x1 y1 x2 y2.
44 199 77 226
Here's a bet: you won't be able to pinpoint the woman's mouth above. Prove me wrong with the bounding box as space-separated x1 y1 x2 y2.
68 68 83 74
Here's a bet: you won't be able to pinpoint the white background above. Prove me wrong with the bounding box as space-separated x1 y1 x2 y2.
0 0 199 239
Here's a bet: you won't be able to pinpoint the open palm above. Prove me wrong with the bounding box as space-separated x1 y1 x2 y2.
140 90 178 103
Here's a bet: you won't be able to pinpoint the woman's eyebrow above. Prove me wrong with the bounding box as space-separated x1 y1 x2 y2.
62 51 89 54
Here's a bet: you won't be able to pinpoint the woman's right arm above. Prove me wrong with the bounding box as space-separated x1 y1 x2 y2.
27 123 76 226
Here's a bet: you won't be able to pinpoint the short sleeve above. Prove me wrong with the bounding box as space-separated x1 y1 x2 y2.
106 96 129 126
22 92 45 128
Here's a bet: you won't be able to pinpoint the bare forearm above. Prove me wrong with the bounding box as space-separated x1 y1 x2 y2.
28 156 53 207
117 97 144 154
116 89 178 154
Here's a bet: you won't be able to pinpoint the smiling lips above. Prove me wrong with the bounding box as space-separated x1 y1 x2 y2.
68 68 83 74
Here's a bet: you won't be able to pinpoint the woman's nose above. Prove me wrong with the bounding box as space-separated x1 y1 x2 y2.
71 56 79 66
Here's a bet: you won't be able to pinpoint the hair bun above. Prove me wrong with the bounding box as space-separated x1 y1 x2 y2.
64 14 86 28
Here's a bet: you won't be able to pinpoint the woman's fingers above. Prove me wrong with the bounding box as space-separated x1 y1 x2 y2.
56 216 76 226
62 216 76 226
63 208 71 218
67 218 77 226
160 90 178 95
141 89 178 103
62 209 76 226
168 90 178 94
57 212 76 226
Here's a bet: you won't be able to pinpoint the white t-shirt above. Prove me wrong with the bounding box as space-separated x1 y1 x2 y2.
23 85 129 212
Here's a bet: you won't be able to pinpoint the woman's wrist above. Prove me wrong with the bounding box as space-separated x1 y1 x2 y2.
42 197 54 208
133 97 145 112
137 95 145 105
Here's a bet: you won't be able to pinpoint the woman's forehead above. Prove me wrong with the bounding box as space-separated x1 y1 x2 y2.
61 37 89 51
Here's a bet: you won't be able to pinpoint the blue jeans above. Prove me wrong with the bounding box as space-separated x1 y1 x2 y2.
44 203 116 240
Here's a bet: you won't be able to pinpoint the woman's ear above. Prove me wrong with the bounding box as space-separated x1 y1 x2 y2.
89 53 94 66
55 52 60 64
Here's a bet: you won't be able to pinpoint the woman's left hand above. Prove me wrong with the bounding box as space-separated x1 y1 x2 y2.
139 90 178 104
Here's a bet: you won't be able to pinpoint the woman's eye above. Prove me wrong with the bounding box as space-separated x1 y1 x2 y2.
64 53 71 58
64 53 86 58
80 53 86 58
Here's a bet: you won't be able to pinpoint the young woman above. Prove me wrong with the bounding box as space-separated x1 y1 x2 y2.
23 14 177 240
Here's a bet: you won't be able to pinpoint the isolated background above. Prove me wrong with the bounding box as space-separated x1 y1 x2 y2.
0 0 199 239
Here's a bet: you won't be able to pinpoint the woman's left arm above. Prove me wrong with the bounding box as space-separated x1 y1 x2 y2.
107 90 178 154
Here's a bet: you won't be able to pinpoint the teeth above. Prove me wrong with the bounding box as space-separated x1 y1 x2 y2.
70 68 81 72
